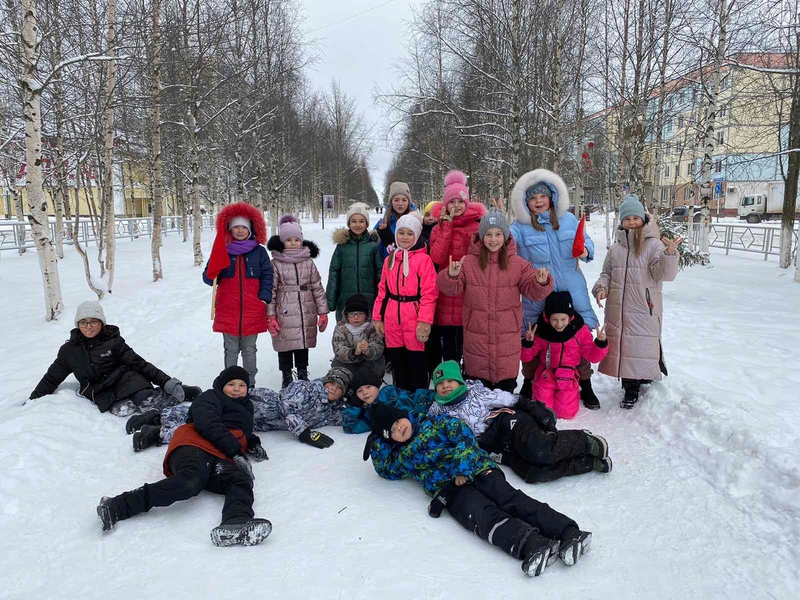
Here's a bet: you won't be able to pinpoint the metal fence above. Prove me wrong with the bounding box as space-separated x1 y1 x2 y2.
0 215 214 253
690 222 800 261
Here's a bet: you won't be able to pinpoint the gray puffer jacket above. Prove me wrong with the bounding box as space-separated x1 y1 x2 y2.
592 217 679 381
267 237 328 352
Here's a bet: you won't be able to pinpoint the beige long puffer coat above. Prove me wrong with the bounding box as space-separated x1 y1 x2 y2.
592 218 679 381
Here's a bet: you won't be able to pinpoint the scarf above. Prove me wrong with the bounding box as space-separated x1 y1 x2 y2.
345 321 371 343
435 385 468 406
271 247 311 264
227 240 258 255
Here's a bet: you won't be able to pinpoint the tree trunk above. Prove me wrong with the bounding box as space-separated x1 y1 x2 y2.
187 97 203 266
150 0 164 281
52 12 68 260
780 66 799 269
550 3 563 174
12 186 26 254
74 160 104 299
102 0 117 291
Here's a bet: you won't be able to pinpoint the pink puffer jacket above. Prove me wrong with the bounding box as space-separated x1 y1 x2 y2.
428 202 487 326
437 236 553 383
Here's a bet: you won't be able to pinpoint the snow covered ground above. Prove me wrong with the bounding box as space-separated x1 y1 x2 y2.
1 216 798 599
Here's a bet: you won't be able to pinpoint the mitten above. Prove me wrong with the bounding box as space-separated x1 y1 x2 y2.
163 378 185 402
267 316 281 337
362 432 381 461
318 314 328 333
299 428 334 449
233 453 254 480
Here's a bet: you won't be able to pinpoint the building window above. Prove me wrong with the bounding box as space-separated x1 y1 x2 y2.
717 131 725 145
665 142 672 155
676 143 683 155
719 105 727 119
687 163 693 176
678 115 685 128
714 160 722 173
664 165 670 178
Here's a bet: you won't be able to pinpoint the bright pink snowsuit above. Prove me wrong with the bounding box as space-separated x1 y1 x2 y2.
372 247 437 351
531 325 608 419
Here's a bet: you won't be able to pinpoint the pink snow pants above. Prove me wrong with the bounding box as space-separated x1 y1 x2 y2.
533 367 580 419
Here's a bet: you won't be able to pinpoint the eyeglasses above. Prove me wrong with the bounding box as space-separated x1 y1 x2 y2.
347 311 366 317
77 319 102 328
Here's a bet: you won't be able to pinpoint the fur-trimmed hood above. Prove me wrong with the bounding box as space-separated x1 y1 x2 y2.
331 227 379 246
267 235 320 258
215 202 267 244
511 169 570 224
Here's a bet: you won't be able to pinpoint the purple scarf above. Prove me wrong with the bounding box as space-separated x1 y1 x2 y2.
227 240 258 255
271 247 311 264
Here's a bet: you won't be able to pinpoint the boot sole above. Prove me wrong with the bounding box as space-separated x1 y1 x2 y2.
211 519 272 547
560 531 592 566
583 430 609 459
522 539 560 577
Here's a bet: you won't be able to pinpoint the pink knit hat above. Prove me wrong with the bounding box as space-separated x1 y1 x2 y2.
278 214 303 243
442 170 470 208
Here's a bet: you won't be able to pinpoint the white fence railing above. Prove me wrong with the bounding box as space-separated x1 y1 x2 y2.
690 222 799 261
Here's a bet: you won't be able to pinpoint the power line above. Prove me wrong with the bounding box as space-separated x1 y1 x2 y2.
307 0 397 34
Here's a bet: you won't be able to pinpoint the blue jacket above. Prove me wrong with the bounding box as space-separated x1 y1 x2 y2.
343 386 435 434
202 245 273 305
373 204 418 257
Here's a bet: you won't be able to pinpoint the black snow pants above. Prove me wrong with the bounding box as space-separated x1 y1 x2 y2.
107 446 254 526
446 469 577 558
480 411 595 483
385 347 428 392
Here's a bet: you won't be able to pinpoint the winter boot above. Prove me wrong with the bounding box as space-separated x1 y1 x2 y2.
296 368 309 382
579 378 601 410
519 378 533 399
125 409 161 434
97 496 121 532
620 379 640 409
181 385 203 402
521 533 561 577
583 430 609 459
281 370 294 389
132 424 162 452
559 527 592 566
210 518 272 547
594 457 613 473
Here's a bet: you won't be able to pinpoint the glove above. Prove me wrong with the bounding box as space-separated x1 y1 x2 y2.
248 444 269 462
299 428 334 449
233 453 254 481
416 322 431 343
517 396 557 432
267 316 281 337
427 482 457 518
362 431 381 461
318 314 328 333
163 378 185 402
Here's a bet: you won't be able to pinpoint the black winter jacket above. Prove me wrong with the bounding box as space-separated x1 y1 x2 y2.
30 325 171 412
187 378 259 457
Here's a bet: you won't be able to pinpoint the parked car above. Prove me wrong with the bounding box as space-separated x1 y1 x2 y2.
671 206 704 223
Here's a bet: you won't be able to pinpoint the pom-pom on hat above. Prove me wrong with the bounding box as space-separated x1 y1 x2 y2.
74 301 106 327
278 214 303 243
442 170 470 208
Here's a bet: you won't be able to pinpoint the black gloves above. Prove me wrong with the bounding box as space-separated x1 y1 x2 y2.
248 444 269 462
233 453 254 481
516 396 558 432
362 432 381 461
299 428 334 449
428 482 457 518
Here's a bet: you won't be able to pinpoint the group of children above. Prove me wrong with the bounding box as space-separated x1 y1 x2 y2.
27 167 680 573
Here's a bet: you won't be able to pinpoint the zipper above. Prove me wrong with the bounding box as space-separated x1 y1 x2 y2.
238 255 244 336
618 231 631 376
294 263 306 347
395 256 402 325
646 288 654 316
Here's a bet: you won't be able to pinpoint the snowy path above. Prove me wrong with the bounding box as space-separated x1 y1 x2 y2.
1 217 798 599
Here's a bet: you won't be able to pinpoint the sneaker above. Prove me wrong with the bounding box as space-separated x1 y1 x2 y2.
579 379 601 410
181 385 203 401
125 409 161 435
521 534 560 577
210 518 272 547
559 527 592 566
583 430 609 459
97 496 119 532
594 457 613 473
132 424 162 452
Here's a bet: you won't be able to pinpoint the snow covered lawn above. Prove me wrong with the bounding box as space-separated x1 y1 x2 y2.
1 217 798 599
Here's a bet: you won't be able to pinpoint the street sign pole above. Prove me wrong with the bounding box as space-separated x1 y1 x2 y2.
321 193 325 230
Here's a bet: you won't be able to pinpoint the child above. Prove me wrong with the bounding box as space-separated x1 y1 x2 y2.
373 213 438 392
528 292 609 419
375 181 417 257
438 208 553 391
203 202 273 388
96 366 272 547
428 171 487 365
420 201 440 251
342 365 435 434
331 294 385 378
365 404 592 577
428 360 611 483
326 202 384 322
592 195 681 408
29 301 199 417
267 215 329 388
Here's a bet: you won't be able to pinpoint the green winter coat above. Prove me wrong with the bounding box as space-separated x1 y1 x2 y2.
326 228 384 322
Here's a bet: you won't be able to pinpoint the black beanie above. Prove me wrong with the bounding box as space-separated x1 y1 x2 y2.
544 291 575 319
350 366 383 394
344 293 370 316
217 366 250 389
371 403 409 442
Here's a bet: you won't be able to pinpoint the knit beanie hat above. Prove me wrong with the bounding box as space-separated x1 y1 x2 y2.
525 181 553 202
228 216 252 235
344 293 370 316
618 194 646 223
388 181 412 204
217 365 250 389
350 365 383 395
322 367 352 393
74 301 106 327
442 170 470 208
371 403 410 442
346 202 371 227
432 360 469 405
278 214 303 243
392 213 423 277
478 208 511 241
424 201 440 216
544 291 575 319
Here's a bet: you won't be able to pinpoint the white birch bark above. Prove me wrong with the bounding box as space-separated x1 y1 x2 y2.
150 0 164 281
102 0 117 291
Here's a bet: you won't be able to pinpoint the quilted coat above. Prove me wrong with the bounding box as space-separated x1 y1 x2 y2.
326 228 384 322
437 236 553 383
278 379 344 437
427 380 517 437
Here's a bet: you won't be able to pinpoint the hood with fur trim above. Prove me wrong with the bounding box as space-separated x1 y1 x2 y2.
331 227 379 246
510 169 570 224
215 202 267 245
267 236 320 258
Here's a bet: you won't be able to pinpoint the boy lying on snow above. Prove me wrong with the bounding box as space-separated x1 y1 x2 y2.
127 367 352 451
97 366 271 547
364 404 592 577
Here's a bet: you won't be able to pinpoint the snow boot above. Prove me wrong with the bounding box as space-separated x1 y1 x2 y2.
125 409 161 435
132 424 162 452
519 378 533 399
579 378 601 410
281 370 294 389
620 379 640 409
296 368 309 382
594 457 613 473
182 385 203 401
210 518 272 547
559 527 592 566
97 496 120 532
583 431 609 459
521 533 561 577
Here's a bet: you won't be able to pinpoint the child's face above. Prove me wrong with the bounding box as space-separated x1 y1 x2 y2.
395 227 416 249
527 193 551 214
549 313 571 332
356 384 379 404
482 228 505 252
423 213 437 226
391 194 410 214
435 378 460 396
621 216 644 230
230 225 250 241
349 214 367 235
346 311 367 327
448 198 467 217
223 379 248 398
284 236 303 249
77 318 103 338
390 417 413 442
324 382 344 401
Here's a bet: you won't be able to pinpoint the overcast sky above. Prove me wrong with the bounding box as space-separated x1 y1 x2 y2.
299 0 424 198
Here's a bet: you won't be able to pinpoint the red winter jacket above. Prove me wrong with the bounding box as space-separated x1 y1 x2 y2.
437 236 553 383
429 202 487 326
